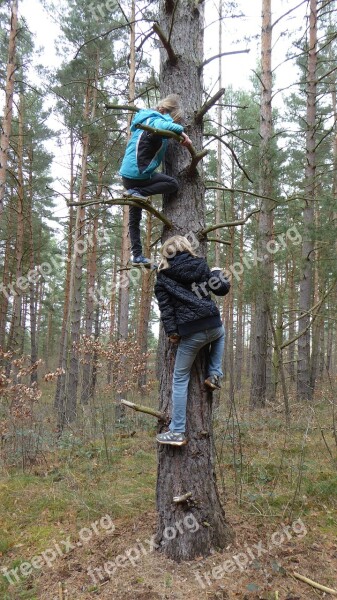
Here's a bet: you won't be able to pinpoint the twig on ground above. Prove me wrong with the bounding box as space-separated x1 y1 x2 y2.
292 571 337 595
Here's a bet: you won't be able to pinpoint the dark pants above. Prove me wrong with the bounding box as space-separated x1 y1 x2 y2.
122 173 178 257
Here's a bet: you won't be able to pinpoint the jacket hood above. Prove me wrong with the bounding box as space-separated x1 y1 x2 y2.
164 252 209 285
131 110 173 131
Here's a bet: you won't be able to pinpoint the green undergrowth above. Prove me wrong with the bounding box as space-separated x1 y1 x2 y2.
1 387 337 598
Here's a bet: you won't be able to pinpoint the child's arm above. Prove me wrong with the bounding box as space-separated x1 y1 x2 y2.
154 280 178 336
207 266 231 296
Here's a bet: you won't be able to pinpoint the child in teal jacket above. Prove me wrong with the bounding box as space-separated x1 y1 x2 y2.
119 95 192 265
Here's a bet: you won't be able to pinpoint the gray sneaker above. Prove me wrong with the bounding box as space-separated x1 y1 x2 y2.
156 431 187 446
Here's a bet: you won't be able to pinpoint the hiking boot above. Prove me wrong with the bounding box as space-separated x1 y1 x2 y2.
156 431 187 447
131 255 152 267
204 374 222 390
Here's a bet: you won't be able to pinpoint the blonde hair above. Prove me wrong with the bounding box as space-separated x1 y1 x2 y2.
158 235 197 271
157 94 183 123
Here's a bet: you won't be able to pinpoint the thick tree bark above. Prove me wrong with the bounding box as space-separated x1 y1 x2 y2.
250 0 274 408
0 0 18 222
155 0 232 561
297 0 317 401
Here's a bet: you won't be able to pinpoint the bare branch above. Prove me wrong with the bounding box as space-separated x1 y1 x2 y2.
200 208 260 236
206 184 279 204
67 196 172 228
200 49 250 70
105 103 139 112
173 492 193 503
292 572 337 596
206 237 231 246
195 89 225 124
152 22 178 65
120 399 166 421
204 133 254 183
271 0 307 30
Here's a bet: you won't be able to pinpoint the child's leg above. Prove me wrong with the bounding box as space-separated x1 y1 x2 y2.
122 174 178 197
207 326 225 377
129 206 143 257
170 332 206 432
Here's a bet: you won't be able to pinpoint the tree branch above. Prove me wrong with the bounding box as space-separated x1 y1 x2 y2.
206 237 231 246
203 133 254 183
105 103 139 112
67 197 172 228
195 88 225 124
206 184 279 204
120 399 166 421
200 208 260 236
199 49 250 70
173 492 193 503
293 572 337 596
152 22 178 65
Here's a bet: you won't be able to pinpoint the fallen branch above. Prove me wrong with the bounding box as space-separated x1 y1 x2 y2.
135 123 208 173
293 571 337 595
67 197 172 228
120 399 166 421
194 88 226 124
200 208 260 236
152 22 178 65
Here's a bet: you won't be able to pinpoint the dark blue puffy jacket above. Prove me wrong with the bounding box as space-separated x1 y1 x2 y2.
154 252 230 336
119 109 184 180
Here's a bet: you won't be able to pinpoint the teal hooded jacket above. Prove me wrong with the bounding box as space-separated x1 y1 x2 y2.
119 109 184 180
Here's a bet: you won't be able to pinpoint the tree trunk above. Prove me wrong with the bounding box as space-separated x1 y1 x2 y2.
155 0 232 561
8 92 25 380
137 212 153 389
64 82 92 423
0 0 18 221
297 0 317 401
250 0 274 408
27 144 38 385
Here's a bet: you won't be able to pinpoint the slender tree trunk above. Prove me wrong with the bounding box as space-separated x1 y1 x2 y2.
286 258 296 383
64 82 92 423
115 0 136 417
155 0 232 561
235 196 244 390
137 212 153 388
215 0 223 266
81 212 98 405
54 128 75 421
8 92 25 380
250 0 274 408
0 0 18 221
297 0 317 401
0 192 13 348
27 144 38 385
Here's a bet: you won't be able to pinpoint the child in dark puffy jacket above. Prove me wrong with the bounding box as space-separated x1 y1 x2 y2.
119 95 192 266
154 235 230 446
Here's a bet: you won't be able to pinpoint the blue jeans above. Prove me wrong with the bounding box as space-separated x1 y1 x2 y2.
170 325 225 433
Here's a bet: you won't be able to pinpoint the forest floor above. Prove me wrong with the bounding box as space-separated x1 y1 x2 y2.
0 383 337 599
